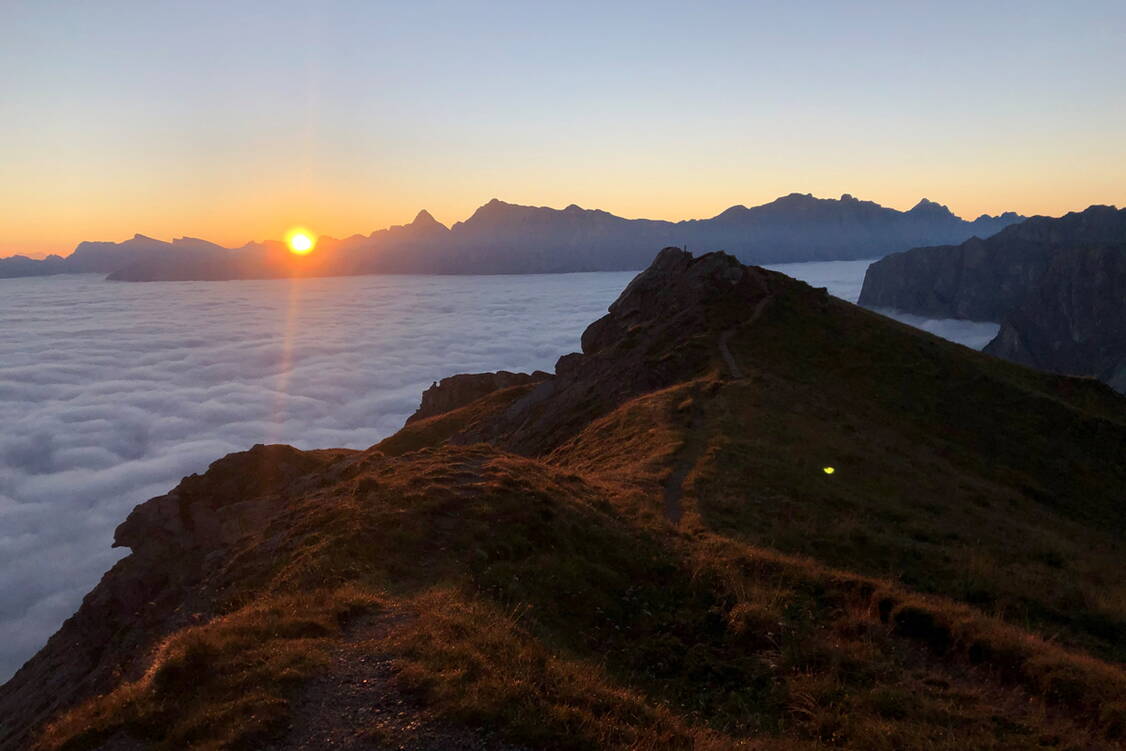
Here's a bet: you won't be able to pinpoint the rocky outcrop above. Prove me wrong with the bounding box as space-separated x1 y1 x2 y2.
857 206 1126 390
458 248 780 454
983 244 1126 390
407 371 551 424
858 205 1126 320
857 235 1055 321
0 444 344 750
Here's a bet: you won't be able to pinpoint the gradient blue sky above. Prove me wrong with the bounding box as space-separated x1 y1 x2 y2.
2 0 1124 256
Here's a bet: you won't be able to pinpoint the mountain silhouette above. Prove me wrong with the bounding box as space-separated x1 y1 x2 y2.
1 193 1025 281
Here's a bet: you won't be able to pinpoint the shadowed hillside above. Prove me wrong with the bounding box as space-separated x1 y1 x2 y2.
2 249 1124 750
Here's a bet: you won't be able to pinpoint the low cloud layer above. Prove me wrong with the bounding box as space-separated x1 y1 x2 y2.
0 261 998 682
0 271 635 681
764 258 874 304
764 259 1001 349
869 310 1001 351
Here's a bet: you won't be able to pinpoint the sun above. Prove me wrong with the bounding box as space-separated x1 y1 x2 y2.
285 228 316 255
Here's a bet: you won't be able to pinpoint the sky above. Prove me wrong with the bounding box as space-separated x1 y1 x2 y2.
2 0 1124 258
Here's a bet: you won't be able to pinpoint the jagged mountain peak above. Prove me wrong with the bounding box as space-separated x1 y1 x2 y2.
775 191 818 204
462 198 521 221
120 234 171 247
408 209 448 232
411 209 440 226
908 197 955 216
4 193 1032 281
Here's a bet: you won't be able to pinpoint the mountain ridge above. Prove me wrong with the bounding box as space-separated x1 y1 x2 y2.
858 205 1126 390
0 193 1026 280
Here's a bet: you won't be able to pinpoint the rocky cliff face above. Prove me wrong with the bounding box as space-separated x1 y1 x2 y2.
857 235 1054 320
407 370 551 424
858 206 1126 390
4 248 1126 750
858 205 1126 319
983 244 1126 390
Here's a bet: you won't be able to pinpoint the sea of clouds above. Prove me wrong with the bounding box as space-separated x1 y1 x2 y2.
762 258 1002 348
0 261 998 682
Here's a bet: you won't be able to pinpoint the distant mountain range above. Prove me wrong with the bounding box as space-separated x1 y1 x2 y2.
0 193 1024 281
0 236 230 279
859 205 1126 391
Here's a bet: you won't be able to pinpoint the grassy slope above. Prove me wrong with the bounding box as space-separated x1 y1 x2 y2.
691 287 1126 661
35 273 1126 750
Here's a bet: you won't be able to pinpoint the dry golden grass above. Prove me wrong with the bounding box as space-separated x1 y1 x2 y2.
692 536 1126 740
38 586 382 751
36 430 1126 749
391 588 751 750
374 383 540 458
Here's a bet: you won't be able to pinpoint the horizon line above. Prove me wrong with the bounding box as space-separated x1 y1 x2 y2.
6 190 1068 261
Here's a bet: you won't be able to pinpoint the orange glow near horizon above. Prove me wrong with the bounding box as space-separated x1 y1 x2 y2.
3 179 1124 260
285 229 315 255
4 4 1125 261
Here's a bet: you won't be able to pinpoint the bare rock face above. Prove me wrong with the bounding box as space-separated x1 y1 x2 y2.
407 371 552 424
983 245 1126 391
858 235 1053 320
460 248 778 454
115 443 332 555
579 246 750 354
402 245 771 443
859 205 1126 321
858 206 1126 391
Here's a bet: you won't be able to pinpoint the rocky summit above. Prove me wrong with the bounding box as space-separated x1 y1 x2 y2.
2 249 1126 750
